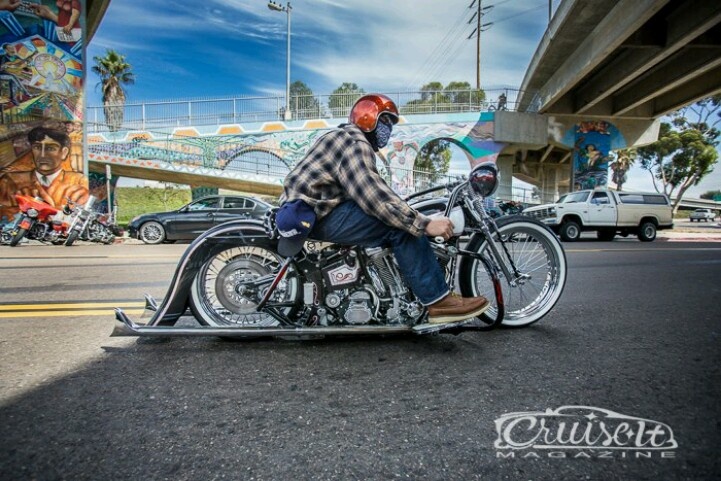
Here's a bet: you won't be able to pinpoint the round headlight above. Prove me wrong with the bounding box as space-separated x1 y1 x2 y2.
27 208 39 218
468 162 499 198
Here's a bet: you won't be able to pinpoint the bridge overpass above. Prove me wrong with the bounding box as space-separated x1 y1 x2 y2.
87 101 544 199
87 89 666 204
517 0 721 118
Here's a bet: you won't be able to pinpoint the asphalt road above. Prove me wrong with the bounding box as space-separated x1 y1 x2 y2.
0 241 720 480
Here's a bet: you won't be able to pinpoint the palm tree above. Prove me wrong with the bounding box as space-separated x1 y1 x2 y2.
92 50 135 131
610 148 637 191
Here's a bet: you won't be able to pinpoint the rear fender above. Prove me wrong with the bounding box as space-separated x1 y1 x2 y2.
147 219 274 325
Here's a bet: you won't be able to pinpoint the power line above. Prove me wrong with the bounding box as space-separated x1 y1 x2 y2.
410 0 550 90
405 5 473 89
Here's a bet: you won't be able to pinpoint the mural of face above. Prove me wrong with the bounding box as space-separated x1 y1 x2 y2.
31 135 69 176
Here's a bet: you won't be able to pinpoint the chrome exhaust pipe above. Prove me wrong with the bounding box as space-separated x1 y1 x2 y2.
144 294 159 312
112 308 414 337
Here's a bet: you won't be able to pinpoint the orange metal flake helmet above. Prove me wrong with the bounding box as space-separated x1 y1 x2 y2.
349 94 399 132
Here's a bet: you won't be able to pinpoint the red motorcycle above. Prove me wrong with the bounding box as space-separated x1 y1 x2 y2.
6 194 69 246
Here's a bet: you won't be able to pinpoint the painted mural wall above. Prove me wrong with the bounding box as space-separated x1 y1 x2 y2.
556 119 626 192
87 112 503 198
381 112 501 195
0 0 86 225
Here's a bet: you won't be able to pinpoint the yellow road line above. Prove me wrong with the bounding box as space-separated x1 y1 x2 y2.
0 309 145 318
0 302 146 311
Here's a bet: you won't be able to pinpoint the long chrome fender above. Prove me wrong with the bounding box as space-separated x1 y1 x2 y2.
142 219 273 326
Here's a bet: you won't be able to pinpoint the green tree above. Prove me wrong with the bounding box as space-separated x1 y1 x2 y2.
609 148 637 191
92 49 135 131
328 83 365 118
700 190 721 200
404 81 484 114
420 82 446 102
414 139 451 189
289 81 321 120
637 96 720 213
444 81 484 108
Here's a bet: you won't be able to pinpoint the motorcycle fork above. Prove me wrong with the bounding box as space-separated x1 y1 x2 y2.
466 203 528 287
434 239 505 325
455 247 505 324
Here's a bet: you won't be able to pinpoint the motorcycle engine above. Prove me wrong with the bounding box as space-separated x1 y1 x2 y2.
319 256 376 325
328 288 376 325
310 247 423 326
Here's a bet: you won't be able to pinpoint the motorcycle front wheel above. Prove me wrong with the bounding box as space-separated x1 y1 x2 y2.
189 244 301 327
459 216 567 327
64 229 79 246
9 227 27 247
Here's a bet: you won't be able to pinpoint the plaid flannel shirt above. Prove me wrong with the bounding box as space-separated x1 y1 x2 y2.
281 123 429 237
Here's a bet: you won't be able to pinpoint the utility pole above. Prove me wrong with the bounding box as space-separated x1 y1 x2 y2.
467 0 493 90
549 0 552 23
475 0 481 89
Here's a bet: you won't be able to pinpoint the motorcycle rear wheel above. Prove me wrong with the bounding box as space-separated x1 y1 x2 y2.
460 216 567 327
189 244 300 327
9 227 27 247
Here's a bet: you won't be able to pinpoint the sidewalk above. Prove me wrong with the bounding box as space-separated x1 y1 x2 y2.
657 218 721 242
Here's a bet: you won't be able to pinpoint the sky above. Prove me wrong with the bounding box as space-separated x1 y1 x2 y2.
86 0 720 198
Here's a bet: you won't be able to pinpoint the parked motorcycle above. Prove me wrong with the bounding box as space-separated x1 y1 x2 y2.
112 163 567 339
485 200 525 219
64 195 116 246
498 200 526 216
4 195 69 246
1 215 21 245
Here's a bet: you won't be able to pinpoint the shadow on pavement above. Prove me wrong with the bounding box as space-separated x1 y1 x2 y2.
0 314 717 481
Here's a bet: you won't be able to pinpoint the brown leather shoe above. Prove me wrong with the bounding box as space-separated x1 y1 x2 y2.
427 293 490 324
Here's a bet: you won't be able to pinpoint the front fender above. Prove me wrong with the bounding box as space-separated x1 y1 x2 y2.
147 219 274 325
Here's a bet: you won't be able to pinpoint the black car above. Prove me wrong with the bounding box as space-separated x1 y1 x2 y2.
128 195 273 244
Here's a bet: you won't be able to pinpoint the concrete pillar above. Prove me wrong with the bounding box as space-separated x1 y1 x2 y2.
496 155 514 201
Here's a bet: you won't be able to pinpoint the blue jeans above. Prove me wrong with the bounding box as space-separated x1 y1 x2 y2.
311 201 449 305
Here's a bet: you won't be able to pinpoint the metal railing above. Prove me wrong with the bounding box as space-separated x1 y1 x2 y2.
87 88 523 132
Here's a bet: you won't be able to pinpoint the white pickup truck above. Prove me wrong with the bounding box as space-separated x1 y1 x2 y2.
522 190 673 242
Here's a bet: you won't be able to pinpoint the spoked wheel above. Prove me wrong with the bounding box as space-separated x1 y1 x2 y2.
460 216 567 328
189 245 300 327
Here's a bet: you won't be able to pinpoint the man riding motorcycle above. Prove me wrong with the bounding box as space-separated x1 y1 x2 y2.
278 93 489 325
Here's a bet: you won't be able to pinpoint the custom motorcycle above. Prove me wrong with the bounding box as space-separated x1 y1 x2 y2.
112 163 567 338
64 195 116 246
4 195 69 246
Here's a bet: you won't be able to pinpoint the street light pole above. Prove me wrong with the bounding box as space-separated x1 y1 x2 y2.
268 1 292 121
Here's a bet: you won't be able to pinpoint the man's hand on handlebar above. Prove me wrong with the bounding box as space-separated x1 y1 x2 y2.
425 217 454 240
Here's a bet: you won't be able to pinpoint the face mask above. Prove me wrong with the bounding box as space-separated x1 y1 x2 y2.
374 119 392 149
